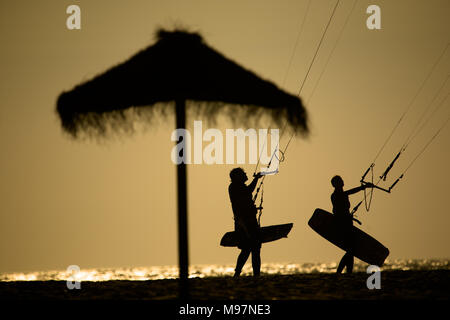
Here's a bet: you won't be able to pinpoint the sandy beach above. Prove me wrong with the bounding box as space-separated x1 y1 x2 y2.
0 270 448 300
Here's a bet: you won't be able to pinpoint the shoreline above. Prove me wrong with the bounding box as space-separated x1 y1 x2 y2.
0 270 448 300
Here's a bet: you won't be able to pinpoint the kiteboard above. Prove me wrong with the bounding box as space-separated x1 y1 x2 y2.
220 223 293 247
308 208 389 266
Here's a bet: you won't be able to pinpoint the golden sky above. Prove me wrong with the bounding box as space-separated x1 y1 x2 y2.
0 0 449 273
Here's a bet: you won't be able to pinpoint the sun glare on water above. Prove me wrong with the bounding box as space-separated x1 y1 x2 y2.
0 259 448 282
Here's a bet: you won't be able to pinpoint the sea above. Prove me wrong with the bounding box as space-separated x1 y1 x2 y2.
0 259 448 282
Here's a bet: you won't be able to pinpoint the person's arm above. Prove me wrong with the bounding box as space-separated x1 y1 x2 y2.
345 183 373 195
248 173 262 193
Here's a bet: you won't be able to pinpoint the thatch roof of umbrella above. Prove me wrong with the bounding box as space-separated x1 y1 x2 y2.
56 29 309 298
57 29 308 137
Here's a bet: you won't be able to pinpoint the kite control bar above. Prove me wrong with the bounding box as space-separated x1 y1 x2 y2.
360 162 403 193
360 163 391 192
258 169 279 176
360 176 403 193
361 180 390 193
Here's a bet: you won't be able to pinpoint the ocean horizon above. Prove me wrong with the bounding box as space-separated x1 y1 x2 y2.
1 258 448 282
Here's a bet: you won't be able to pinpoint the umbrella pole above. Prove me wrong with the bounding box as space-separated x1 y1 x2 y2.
176 98 189 299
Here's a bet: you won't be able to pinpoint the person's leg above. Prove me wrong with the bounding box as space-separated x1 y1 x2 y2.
345 226 354 274
234 249 250 277
341 220 354 274
337 254 346 274
251 247 261 277
346 254 354 274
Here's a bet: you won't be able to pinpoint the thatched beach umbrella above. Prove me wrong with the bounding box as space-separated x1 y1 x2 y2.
56 29 309 297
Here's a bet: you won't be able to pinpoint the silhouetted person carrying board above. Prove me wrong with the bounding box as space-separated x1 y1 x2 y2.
228 168 263 277
330 175 373 274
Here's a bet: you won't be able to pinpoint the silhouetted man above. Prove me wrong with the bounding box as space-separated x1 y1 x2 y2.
228 168 263 277
330 175 373 273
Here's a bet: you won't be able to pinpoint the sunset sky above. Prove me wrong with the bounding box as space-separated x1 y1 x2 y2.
0 0 449 274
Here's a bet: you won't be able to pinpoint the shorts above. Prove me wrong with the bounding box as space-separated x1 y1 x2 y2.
235 220 261 250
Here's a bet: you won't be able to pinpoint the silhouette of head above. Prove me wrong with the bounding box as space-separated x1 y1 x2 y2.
230 167 248 183
331 175 344 189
